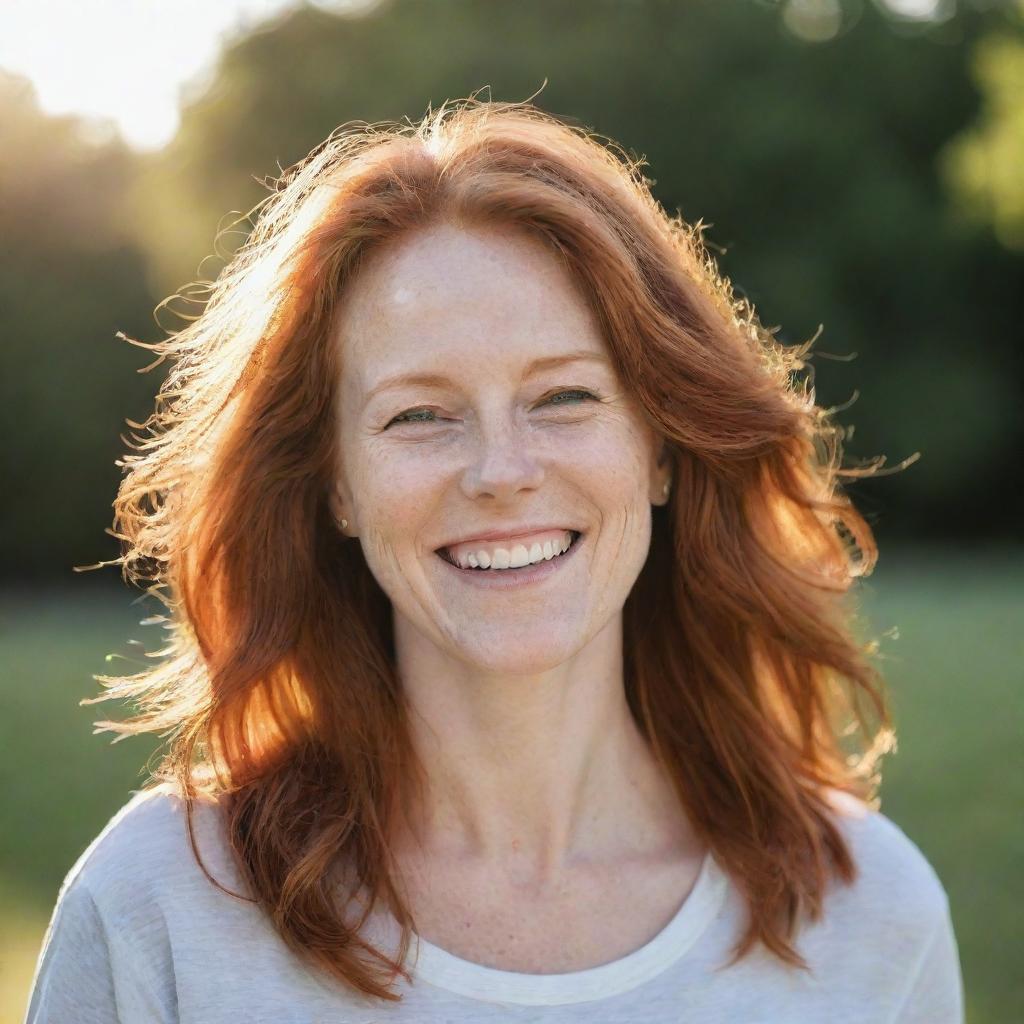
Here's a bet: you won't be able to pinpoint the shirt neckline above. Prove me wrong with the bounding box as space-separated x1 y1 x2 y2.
404 847 728 1005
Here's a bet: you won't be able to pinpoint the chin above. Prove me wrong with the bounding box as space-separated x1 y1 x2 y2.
449 627 586 677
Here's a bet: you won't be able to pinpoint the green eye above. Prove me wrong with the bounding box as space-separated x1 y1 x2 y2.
388 408 436 426
546 389 598 405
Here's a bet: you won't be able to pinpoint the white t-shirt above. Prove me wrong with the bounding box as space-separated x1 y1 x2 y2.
24 786 964 1023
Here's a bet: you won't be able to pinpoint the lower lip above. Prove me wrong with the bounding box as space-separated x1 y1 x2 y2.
435 533 584 589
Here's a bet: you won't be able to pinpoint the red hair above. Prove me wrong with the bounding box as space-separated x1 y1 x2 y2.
86 97 896 1000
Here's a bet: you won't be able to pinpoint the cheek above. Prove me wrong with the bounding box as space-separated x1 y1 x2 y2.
346 451 440 565
570 422 656 563
565 421 653 500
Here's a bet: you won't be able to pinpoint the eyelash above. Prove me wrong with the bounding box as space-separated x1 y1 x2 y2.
385 389 600 429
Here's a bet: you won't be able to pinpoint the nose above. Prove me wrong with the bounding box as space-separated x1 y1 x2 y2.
460 415 546 502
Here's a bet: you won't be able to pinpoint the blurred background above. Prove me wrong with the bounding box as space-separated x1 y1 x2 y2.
1 0 1021 1020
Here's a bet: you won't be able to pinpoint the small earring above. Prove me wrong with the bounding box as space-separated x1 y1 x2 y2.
340 518 348 529
663 480 671 499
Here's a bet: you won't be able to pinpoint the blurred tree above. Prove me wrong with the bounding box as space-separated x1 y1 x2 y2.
941 0 1024 249
0 71 158 580
124 0 1023 542
3 0 1019 579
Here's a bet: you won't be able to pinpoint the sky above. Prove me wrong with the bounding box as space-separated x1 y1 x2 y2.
2 0 946 153
0 0 372 150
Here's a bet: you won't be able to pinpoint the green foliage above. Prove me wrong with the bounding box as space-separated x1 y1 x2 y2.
942 2 1024 248
0 72 160 580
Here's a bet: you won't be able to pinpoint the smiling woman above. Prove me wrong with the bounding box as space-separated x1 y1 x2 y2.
327 218 675 670
25 97 963 1022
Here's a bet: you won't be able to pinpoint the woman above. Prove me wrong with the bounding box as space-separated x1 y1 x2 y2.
26 98 963 1022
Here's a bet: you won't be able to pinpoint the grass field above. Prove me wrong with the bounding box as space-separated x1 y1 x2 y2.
2 546 1021 1022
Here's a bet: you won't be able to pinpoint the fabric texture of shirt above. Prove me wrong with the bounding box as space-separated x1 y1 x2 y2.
24 786 964 1023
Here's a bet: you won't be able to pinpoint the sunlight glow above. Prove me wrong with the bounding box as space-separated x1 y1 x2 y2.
0 0 367 151
881 0 946 17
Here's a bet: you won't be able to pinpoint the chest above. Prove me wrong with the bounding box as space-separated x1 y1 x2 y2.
393 853 705 974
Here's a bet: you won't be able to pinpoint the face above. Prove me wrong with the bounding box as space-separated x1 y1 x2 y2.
330 220 670 675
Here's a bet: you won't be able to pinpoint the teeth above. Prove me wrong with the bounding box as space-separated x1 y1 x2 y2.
447 531 576 570
509 544 531 568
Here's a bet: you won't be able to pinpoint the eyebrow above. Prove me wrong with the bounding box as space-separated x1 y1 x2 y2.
362 350 610 407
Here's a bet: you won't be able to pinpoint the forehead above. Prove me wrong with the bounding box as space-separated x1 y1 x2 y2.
333 222 608 394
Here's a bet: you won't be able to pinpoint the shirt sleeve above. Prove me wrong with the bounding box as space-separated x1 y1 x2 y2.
24 877 121 1024
893 896 965 1024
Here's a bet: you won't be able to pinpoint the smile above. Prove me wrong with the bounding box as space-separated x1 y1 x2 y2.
438 529 579 570
435 531 584 588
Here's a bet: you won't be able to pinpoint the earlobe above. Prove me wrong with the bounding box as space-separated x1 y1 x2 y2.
652 438 672 505
648 470 672 506
328 487 350 533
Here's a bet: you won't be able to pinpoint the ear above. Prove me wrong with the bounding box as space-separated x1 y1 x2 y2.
328 482 352 534
649 437 673 507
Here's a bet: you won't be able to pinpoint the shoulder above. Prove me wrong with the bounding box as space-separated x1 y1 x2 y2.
29 786 245 1022
787 789 966 1019
819 787 951 930
61 783 244 924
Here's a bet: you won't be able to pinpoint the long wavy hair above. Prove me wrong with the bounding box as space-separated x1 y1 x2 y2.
84 96 899 1001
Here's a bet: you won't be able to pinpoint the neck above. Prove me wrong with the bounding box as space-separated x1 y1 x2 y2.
388 614 698 887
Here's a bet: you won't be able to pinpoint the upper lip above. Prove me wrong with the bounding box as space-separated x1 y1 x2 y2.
435 525 581 550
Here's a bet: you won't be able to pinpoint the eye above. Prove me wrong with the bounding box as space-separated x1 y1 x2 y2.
385 407 438 428
542 388 599 407
383 389 600 430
